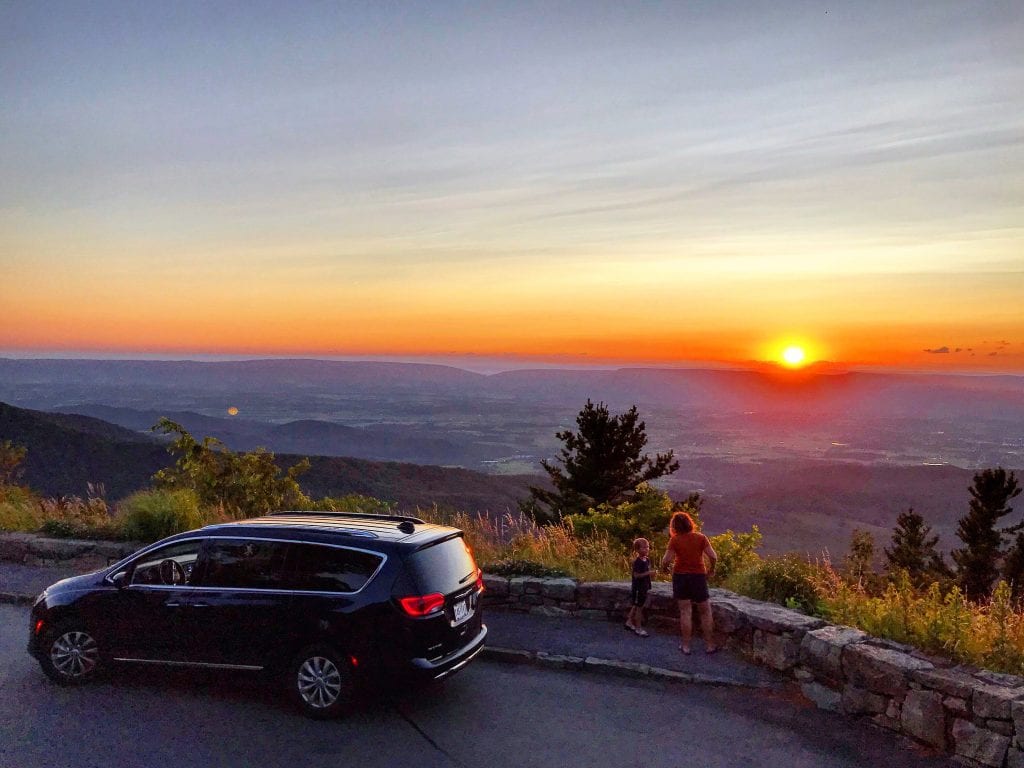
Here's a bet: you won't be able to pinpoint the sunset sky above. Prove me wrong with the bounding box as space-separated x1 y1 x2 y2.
2 1 1022 372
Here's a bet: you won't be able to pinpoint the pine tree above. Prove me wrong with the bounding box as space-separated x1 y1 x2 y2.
521 400 679 524
952 467 1022 601
884 508 949 586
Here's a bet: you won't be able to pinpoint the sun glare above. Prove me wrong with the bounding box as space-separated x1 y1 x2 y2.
781 346 806 367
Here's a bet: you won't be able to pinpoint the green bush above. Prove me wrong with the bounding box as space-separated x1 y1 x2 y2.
732 554 822 614
119 489 204 542
709 526 762 584
0 485 40 532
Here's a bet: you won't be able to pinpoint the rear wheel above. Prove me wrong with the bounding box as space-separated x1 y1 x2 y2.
289 644 354 719
40 623 102 685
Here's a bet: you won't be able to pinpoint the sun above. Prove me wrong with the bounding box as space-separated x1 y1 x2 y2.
781 346 807 368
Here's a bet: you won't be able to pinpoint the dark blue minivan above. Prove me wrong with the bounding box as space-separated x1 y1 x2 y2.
28 512 486 717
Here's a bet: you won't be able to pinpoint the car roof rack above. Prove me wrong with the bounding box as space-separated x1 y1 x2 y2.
267 511 426 525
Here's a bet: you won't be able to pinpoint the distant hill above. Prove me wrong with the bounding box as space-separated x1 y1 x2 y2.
0 401 533 512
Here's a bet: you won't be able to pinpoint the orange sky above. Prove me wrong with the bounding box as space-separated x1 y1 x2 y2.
2 4 1022 373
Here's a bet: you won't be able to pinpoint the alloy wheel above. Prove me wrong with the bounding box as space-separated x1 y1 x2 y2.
50 630 99 680
296 655 343 710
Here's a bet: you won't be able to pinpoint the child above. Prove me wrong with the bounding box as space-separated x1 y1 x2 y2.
625 537 654 637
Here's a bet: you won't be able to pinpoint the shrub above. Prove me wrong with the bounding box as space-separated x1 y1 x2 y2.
482 559 570 578
709 526 762 585
732 553 822 614
119 489 204 542
36 487 119 539
0 484 40 532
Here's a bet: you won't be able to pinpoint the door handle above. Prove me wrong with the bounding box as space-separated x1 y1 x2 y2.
164 601 181 608
190 602 210 608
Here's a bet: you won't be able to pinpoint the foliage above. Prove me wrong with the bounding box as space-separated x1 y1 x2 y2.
522 400 678 524
0 440 27 485
708 526 762 584
843 529 879 591
884 507 950 587
0 483 40 532
483 559 570 578
415 508 628 582
952 467 1022 601
119 489 206 542
151 418 312 519
36 485 120 540
564 483 674 548
308 493 395 514
729 553 822 614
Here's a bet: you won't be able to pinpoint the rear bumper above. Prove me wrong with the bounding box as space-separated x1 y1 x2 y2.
408 624 487 681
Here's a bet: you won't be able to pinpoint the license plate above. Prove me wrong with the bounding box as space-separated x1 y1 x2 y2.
452 598 471 623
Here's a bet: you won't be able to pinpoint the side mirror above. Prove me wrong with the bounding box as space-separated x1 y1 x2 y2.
111 572 128 590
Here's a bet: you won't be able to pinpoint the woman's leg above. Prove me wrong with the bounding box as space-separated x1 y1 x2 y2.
677 599 693 652
697 600 716 651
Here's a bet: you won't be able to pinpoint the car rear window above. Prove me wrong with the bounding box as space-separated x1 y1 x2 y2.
406 536 478 594
286 543 383 593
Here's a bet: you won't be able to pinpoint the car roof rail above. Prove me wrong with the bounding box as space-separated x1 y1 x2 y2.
268 511 427 525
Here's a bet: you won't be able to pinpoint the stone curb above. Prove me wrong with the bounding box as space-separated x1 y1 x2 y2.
0 591 33 606
482 645 773 689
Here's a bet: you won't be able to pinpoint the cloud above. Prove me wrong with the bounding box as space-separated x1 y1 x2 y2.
923 346 950 354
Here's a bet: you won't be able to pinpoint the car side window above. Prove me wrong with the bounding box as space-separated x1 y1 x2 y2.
197 539 290 589
129 540 202 587
286 544 382 593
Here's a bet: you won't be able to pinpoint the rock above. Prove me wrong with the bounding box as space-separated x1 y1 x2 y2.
740 600 826 635
752 631 801 671
841 685 888 715
1010 700 1024 746
973 682 1024 720
800 625 868 681
801 681 842 712
482 574 509 596
945 696 970 718
842 644 933 697
508 576 528 595
540 577 578 601
576 582 631 611
902 690 947 750
952 718 1010 767
27 537 95 560
912 668 978 699
0 533 32 562
1009 747 1024 768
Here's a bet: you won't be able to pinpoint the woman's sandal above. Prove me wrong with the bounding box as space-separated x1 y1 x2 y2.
679 643 691 655
634 628 649 637
705 645 719 655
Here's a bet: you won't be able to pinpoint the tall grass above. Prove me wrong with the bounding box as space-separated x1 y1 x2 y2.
416 508 630 582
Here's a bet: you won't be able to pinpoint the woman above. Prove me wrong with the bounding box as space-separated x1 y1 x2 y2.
661 511 717 655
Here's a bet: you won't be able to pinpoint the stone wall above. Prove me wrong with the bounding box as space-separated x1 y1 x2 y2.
484 573 1024 767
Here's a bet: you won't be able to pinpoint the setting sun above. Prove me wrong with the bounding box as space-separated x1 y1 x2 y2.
781 346 807 367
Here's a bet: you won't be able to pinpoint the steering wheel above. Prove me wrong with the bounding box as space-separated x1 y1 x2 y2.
159 558 187 586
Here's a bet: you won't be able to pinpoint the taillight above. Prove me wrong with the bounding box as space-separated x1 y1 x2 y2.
475 570 485 593
34 619 45 636
399 593 445 617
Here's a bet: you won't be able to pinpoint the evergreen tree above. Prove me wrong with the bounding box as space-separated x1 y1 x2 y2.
1003 532 1024 602
884 508 949 586
521 400 678 524
843 529 876 587
952 467 1022 601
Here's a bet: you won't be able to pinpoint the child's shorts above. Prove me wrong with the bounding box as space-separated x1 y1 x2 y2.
630 584 649 607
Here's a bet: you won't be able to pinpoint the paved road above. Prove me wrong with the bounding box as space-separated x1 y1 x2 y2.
0 605 954 768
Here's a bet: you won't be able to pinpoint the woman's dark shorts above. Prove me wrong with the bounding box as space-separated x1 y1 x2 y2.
630 584 649 607
672 573 710 603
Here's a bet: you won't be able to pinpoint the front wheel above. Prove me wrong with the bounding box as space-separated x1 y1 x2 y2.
289 645 355 719
40 624 102 685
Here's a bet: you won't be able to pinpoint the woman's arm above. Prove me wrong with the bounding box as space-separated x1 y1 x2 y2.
704 539 718 576
661 547 675 572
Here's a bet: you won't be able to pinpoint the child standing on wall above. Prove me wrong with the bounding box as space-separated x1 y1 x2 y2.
625 537 654 637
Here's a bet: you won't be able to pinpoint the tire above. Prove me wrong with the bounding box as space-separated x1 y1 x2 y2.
39 622 102 686
289 644 355 719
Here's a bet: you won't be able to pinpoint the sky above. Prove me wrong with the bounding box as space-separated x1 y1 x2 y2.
1 1 1022 373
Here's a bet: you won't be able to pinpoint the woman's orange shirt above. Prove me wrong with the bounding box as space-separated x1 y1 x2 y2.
668 532 709 574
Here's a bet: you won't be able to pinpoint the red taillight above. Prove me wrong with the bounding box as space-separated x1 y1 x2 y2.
475 570 485 593
34 619 45 636
399 593 445 617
